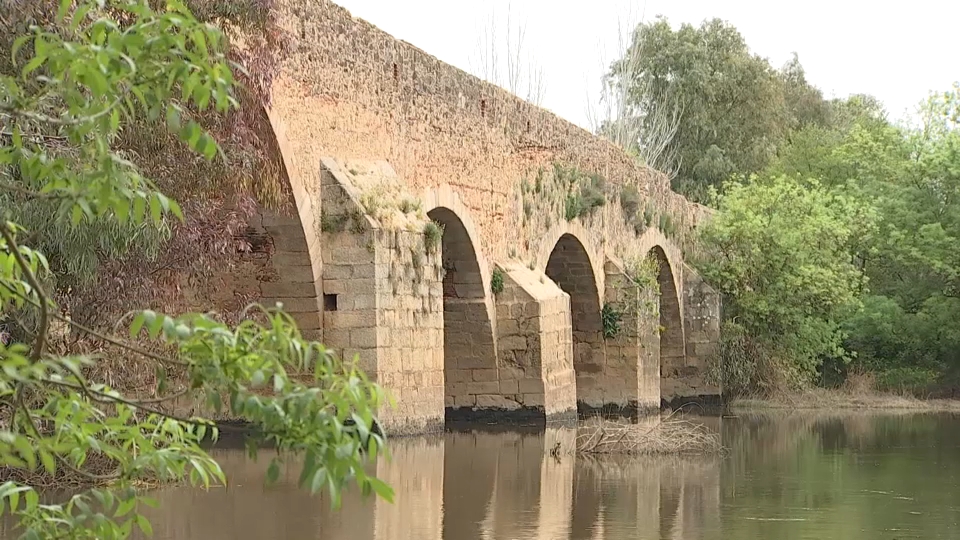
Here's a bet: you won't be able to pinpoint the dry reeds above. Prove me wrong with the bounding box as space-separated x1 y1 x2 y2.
730 387 960 412
575 416 724 456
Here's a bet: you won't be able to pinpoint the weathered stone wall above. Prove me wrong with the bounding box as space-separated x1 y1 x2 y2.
491 263 576 419
601 259 642 412
255 0 711 268
216 0 723 428
319 159 445 434
675 265 723 407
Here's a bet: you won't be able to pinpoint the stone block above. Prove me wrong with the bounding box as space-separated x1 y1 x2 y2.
476 394 521 410
320 328 349 347
276 264 318 284
447 369 472 383
522 393 545 407
264 297 321 314
694 342 717 358
349 327 378 348
335 310 378 328
519 378 544 393
465 381 500 394
453 395 476 408
289 311 322 331
499 335 527 351
499 379 519 394
662 346 686 359
456 355 492 370
272 233 309 253
350 294 378 310
321 264 353 280
497 319 520 336
472 369 499 382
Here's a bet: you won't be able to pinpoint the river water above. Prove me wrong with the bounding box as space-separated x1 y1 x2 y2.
12 412 960 539
122 412 960 540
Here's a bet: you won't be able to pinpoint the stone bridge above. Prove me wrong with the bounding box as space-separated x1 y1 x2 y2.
229 1 721 434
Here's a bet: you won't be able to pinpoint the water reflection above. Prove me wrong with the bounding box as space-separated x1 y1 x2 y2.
132 424 720 540
11 413 960 539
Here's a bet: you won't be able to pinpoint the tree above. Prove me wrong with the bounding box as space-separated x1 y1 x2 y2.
697 175 877 393
607 18 787 202
589 10 682 178
469 3 545 105
0 1 391 537
607 18 830 203
759 89 960 392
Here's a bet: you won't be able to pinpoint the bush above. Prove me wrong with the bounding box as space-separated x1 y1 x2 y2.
491 268 505 295
423 221 443 253
697 176 877 390
601 303 623 339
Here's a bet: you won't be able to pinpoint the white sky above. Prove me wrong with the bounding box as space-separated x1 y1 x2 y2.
334 0 959 130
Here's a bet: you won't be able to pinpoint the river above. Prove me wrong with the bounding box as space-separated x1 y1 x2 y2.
25 412 960 538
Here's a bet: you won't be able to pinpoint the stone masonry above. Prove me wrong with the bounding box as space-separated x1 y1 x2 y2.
201 1 726 433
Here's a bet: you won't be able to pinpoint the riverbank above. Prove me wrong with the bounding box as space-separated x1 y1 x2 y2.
730 388 960 412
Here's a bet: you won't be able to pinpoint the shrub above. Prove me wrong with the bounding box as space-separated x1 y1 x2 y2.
601 303 623 339
491 268 505 295
423 221 443 253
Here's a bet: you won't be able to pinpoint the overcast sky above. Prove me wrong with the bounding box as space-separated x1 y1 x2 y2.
334 0 959 130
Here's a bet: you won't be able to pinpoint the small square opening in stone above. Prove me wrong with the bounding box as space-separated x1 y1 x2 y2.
323 293 338 312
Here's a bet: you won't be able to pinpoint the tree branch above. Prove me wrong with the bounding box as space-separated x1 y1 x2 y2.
0 281 186 367
0 223 49 362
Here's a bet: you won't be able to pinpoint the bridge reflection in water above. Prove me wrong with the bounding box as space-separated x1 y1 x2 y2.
139 423 721 540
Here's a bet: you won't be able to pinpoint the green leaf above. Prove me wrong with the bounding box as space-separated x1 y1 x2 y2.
115 497 136 517
168 199 184 221
309 467 327 494
38 448 55 476
22 56 46 79
150 194 162 225
11 35 30 63
13 435 36 470
165 106 182 132
136 514 154 537
130 312 146 338
266 459 280 485
57 0 72 22
71 204 83 225
147 314 165 340
367 476 394 502
133 196 147 223
24 489 37 511
113 198 130 223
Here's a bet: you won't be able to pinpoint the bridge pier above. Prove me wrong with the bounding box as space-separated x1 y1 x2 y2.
319 160 446 435
489 263 577 420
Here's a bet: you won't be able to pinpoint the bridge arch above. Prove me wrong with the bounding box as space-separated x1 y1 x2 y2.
542 230 605 412
250 106 324 339
422 187 498 413
644 242 686 406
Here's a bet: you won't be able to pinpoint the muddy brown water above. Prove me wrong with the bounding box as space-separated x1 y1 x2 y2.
10 412 960 539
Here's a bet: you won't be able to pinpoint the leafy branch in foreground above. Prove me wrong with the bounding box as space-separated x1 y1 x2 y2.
0 1 392 538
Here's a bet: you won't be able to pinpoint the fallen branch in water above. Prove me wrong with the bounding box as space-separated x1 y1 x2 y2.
575 417 724 456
